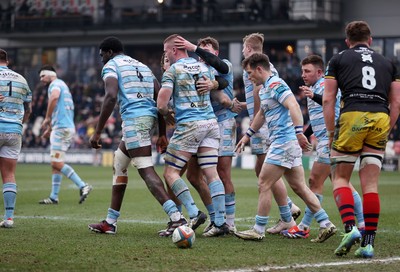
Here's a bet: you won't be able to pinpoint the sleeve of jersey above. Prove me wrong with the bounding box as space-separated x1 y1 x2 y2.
102 62 118 81
160 68 175 89
324 57 338 80
270 82 292 104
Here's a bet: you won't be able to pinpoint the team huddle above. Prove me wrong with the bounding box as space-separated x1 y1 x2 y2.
1 20 399 259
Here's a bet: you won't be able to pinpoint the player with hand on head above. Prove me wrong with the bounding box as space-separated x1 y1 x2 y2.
323 21 400 258
0 49 32 228
174 36 241 233
38 65 92 205
158 34 230 237
88 36 186 236
234 53 333 241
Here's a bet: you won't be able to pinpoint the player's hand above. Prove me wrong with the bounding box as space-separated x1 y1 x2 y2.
299 86 313 99
40 118 51 139
156 135 169 154
230 98 242 113
234 135 250 153
89 133 102 149
164 108 175 126
174 36 197 52
0 94 4 102
196 75 213 94
296 133 313 152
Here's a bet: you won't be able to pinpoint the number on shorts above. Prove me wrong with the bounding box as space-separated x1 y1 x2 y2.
361 66 376 90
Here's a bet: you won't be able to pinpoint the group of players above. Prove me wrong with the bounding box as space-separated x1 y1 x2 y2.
1 20 399 259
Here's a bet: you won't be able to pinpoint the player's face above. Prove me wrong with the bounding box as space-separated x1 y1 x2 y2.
39 73 51 85
301 64 320 86
245 65 262 86
163 42 176 65
199 44 217 56
242 43 251 58
99 49 112 65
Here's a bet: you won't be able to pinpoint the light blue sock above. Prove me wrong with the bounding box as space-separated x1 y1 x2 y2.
60 164 85 188
353 191 365 227
162 199 179 216
225 193 235 217
3 183 17 220
314 208 329 227
50 173 62 200
106 208 120 224
176 204 183 213
287 197 293 209
209 180 225 227
255 215 269 233
205 203 215 222
300 193 323 227
279 205 292 223
171 178 199 218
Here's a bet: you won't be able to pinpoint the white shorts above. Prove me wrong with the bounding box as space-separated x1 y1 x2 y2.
50 128 75 152
122 116 155 150
265 140 302 169
0 133 21 159
168 119 220 154
250 123 270 155
218 118 236 157
314 138 330 165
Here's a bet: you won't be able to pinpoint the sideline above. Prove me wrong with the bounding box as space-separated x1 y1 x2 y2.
215 257 400 271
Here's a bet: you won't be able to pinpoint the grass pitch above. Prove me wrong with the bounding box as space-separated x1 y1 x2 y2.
1 164 399 271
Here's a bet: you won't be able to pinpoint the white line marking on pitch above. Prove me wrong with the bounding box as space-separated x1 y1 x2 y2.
216 257 400 272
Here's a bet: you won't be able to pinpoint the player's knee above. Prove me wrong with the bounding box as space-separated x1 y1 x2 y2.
359 152 383 170
113 148 130 185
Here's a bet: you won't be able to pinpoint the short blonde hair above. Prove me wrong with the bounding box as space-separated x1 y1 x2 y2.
243 33 264 52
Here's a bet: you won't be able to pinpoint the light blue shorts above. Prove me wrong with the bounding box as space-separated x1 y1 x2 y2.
266 140 302 169
0 133 21 159
122 116 155 150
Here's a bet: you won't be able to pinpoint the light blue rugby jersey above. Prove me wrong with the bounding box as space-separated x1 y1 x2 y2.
244 62 278 120
259 75 296 144
102 55 157 120
211 59 237 122
307 77 340 141
0 66 32 134
161 57 215 123
48 79 75 129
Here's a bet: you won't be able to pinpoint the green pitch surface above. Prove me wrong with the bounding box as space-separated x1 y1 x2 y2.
1 164 400 271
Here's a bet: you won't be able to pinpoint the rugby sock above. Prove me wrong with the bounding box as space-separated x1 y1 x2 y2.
287 197 293 209
361 193 379 247
171 178 198 218
363 192 379 233
353 191 365 229
205 203 215 223
225 192 235 227
60 164 85 188
176 204 183 213
314 208 330 227
333 187 355 232
278 204 292 223
254 215 269 234
106 208 120 224
50 173 62 200
162 199 179 217
208 180 225 227
3 183 17 220
300 193 323 228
